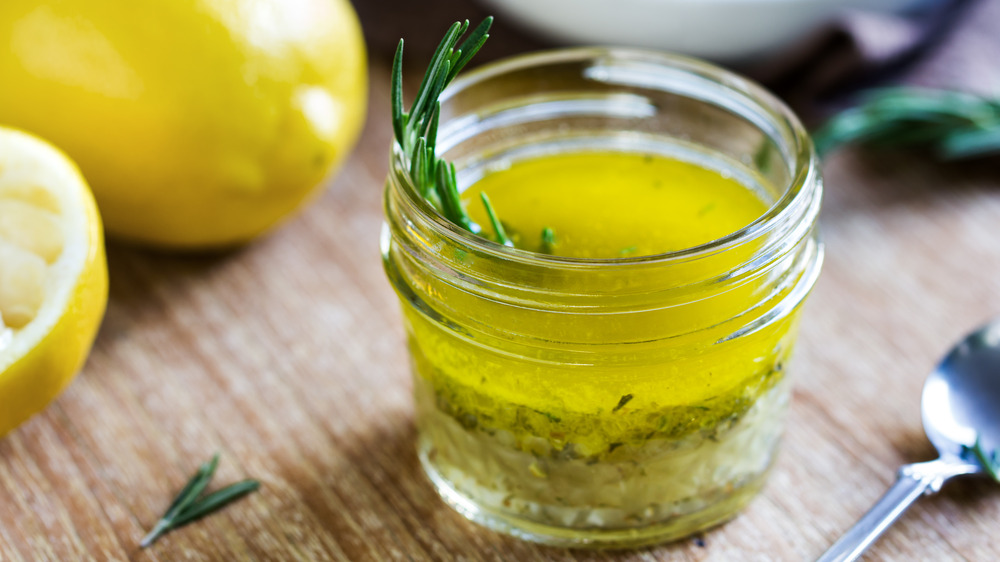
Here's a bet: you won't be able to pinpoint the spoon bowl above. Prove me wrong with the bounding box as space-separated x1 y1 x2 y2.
818 318 1000 562
923 319 1000 462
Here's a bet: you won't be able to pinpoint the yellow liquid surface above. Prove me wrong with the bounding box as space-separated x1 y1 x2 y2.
402 150 799 458
464 151 767 257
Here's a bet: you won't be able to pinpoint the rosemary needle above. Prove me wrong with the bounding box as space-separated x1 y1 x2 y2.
966 436 1000 482
479 192 512 247
141 454 260 548
540 227 557 254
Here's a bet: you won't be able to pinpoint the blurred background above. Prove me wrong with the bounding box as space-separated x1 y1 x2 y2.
0 1 999 560
356 0 998 121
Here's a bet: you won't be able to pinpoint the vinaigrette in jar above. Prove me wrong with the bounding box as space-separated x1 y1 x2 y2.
382 49 822 547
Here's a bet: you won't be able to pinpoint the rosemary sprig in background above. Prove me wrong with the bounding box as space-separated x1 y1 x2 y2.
141 454 260 548
814 88 1000 160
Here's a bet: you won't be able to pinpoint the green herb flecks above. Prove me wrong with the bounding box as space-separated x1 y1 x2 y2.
752 139 774 174
965 436 1000 482
619 246 638 257
613 394 634 412
429 360 787 461
540 227 557 254
814 88 1000 160
393 18 515 243
141 454 260 548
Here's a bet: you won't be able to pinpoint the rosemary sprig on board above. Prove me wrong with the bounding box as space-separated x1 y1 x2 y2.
141 454 260 548
392 18 497 238
814 88 1000 160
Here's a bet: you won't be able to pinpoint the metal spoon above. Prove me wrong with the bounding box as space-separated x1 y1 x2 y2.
817 318 1000 562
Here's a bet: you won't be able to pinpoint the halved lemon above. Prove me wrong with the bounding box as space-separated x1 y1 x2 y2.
0 127 107 437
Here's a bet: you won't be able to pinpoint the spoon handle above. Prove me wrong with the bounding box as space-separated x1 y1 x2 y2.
816 459 959 562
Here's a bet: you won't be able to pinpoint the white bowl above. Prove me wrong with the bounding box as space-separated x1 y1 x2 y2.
478 0 931 63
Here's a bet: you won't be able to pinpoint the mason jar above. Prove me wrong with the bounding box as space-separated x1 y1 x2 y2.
381 48 822 548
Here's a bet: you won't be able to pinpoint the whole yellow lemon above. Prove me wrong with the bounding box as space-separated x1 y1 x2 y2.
0 0 367 249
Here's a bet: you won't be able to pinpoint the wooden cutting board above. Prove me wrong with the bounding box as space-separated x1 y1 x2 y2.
2 3 999 560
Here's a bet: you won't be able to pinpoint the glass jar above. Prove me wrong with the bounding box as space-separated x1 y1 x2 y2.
382 48 822 548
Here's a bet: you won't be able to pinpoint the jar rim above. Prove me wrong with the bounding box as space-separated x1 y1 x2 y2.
390 46 818 269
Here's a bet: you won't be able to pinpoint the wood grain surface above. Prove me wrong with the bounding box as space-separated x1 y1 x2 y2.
2 3 999 561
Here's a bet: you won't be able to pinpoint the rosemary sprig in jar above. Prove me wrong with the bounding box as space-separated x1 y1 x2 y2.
814 88 1000 160
391 19 586 254
392 18 515 246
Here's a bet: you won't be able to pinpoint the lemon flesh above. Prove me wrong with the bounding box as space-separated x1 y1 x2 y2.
0 0 367 249
0 127 107 437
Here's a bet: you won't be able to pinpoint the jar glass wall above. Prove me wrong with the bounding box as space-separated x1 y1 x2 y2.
382 48 822 548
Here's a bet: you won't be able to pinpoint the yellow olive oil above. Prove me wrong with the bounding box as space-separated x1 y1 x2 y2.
464 151 768 258
403 150 793 458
